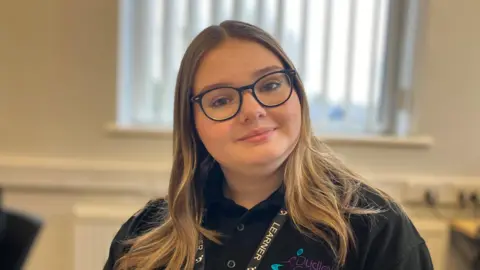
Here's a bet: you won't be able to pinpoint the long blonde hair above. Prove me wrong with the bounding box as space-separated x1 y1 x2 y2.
116 20 394 270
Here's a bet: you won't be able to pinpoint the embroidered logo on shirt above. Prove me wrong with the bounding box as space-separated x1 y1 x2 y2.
271 248 332 270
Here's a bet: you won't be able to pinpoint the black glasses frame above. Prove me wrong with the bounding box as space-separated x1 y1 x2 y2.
190 69 296 121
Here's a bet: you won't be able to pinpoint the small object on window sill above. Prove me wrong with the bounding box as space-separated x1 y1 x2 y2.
328 105 346 121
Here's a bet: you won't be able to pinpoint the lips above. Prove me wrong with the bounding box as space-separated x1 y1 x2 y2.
238 128 276 143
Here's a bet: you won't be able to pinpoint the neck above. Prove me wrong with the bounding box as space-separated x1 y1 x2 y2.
221 167 283 209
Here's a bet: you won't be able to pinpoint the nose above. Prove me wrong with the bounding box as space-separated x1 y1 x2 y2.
238 90 266 123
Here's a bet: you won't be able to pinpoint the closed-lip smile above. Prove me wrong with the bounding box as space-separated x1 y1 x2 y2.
238 128 276 142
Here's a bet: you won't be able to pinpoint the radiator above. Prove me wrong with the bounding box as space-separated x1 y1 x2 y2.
73 203 142 270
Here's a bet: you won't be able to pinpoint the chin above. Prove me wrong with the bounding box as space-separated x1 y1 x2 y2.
240 146 289 166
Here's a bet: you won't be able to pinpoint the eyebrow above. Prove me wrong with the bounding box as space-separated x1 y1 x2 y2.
198 65 284 93
252 65 284 78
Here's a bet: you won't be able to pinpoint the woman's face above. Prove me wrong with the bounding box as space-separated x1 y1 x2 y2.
193 39 301 173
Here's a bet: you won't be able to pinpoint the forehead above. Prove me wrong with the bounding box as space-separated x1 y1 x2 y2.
193 38 284 95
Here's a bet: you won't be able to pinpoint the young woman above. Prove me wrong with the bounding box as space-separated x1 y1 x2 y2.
104 20 433 270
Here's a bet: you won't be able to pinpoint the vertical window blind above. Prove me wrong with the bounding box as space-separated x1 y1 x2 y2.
117 0 421 136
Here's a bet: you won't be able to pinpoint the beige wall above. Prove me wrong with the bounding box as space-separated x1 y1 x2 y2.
1 2 477 270
1 0 479 177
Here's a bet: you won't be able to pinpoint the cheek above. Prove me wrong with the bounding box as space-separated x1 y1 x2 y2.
277 92 302 133
195 109 232 157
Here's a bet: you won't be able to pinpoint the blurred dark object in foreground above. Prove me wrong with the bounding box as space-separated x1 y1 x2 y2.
0 189 43 270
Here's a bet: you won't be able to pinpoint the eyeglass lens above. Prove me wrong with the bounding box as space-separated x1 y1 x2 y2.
200 72 292 120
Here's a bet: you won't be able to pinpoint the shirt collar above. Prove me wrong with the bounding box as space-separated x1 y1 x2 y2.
203 164 226 207
203 164 285 209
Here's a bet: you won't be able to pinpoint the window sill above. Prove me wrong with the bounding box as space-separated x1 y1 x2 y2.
319 134 434 149
105 123 434 149
105 123 174 139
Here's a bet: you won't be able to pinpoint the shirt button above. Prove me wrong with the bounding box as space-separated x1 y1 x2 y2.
236 223 245 231
226 260 236 268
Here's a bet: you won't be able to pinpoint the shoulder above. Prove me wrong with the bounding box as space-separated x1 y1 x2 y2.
347 185 433 269
350 185 419 242
112 199 167 241
103 199 167 270
128 199 167 236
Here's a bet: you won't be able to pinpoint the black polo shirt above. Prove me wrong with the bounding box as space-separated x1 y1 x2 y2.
104 176 433 270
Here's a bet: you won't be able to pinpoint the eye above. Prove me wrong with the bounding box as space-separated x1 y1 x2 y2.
260 81 282 92
203 88 238 109
209 97 233 108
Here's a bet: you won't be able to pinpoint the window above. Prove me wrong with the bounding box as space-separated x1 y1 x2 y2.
116 0 421 137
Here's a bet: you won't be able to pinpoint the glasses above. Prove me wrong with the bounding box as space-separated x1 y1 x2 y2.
191 69 296 121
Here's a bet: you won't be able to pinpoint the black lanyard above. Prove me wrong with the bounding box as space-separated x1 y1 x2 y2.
194 208 288 270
